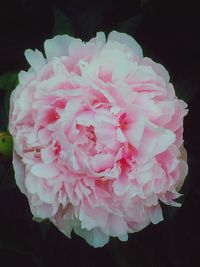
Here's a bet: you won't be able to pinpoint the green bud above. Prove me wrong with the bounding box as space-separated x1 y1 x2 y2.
0 131 13 160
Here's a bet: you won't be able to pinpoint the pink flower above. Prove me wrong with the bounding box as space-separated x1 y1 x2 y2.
9 31 188 247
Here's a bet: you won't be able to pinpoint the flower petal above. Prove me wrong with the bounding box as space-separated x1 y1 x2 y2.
44 34 75 60
108 30 143 58
25 49 46 72
30 163 60 178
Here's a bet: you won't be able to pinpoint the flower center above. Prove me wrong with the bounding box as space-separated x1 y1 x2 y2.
85 125 96 142
76 125 97 156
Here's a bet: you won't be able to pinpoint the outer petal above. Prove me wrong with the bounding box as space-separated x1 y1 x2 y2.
12 150 26 194
89 31 106 46
141 57 170 83
25 49 46 72
108 30 143 58
30 195 58 218
74 226 109 248
146 205 163 224
44 34 75 60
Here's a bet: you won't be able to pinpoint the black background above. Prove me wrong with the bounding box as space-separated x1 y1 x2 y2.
0 0 200 266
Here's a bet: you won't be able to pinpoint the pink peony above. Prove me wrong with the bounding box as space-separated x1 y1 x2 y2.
9 31 188 247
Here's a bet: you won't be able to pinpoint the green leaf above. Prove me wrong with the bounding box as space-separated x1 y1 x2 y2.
117 14 145 34
53 7 74 36
107 236 150 267
77 8 104 39
0 72 18 129
0 162 16 192
39 220 51 240
32 216 47 223
108 238 132 267
174 63 199 103
0 131 13 159
33 216 51 240
0 72 18 91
